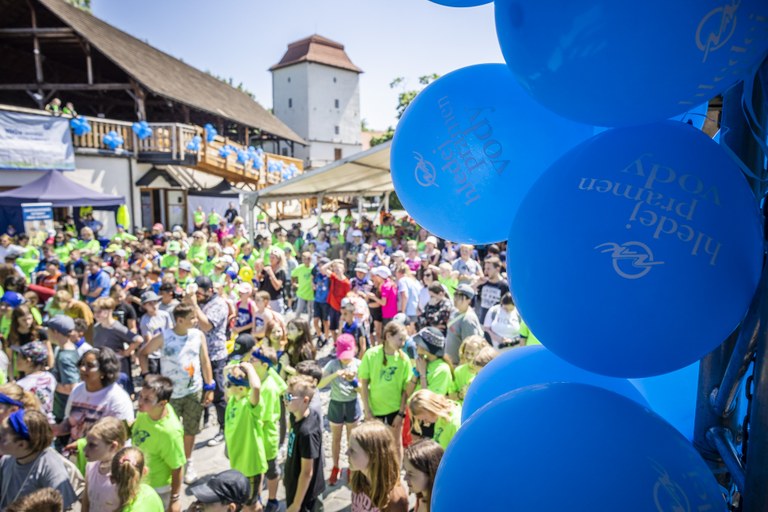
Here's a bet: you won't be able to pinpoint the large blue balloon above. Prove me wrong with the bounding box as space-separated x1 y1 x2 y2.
434 383 724 512
495 0 768 127
508 121 762 377
391 64 593 244
462 345 647 422
429 0 490 6
631 362 700 440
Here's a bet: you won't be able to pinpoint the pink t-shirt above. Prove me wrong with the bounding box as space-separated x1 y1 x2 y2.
380 280 398 319
85 461 120 511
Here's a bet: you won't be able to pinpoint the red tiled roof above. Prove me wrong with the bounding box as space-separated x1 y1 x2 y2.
270 35 362 73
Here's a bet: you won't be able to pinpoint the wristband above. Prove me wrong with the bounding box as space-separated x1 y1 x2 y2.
203 382 216 392
350 378 359 388
170 493 180 502
412 368 421 378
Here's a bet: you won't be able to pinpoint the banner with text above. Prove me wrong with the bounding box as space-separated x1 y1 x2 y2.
0 111 75 171
22 202 54 244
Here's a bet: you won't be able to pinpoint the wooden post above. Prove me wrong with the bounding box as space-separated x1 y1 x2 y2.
129 80 146 121
85 42 93 84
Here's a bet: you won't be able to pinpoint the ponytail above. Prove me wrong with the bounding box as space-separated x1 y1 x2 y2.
111 446 144 509
0 382 41 411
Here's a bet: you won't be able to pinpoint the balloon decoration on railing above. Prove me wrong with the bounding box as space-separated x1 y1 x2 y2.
248 146 265 171
236 149 249 165
218 145 233 159
69 116 91 136
186 135 202 152
267 160 284 175
204 123 218 142
131 120 153 140
102 130 124 151
494 0 768 126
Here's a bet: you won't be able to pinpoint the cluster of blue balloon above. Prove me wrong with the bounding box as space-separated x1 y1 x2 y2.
398 1 768 510
204 123 218 142
186 135 202 152
102 130 124 151
131 120 153 140
69 116 91 136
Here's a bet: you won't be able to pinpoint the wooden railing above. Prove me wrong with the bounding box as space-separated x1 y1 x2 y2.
71 116 136 153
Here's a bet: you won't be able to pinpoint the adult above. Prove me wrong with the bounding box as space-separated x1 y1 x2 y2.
91 297 143 392
81 257 111 304
484 292 523 350
417 282 453 336
325 259 351 341
185 276 229 447
292 252 315 321
224 202 239 225
451 244 483 284
259 248 287 314
189 469 251 511
444 284 484 365
422 236 441 267
396 264 422 325
473 257 509 324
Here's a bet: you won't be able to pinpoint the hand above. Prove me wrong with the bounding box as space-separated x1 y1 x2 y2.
392 414 403 432
167 499 182 512
202 390 213 406
184 292 197 306
335 369 346 379
415 356 427 375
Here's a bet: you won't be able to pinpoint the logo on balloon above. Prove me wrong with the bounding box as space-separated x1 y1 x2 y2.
695 0 740 62
413 151 439 188
650 459 691 512
595 241 664 279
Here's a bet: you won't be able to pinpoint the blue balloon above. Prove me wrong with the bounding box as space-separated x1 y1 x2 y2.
236 149 249 165
434 383 724 512
205 123 218 143
508 121 763 377
462 345 647 422
594 103 711 136
391 64 593 244
429 0 490 6
495 0 768 127
69 116 91 136
218 146 232 159
630 362 700 440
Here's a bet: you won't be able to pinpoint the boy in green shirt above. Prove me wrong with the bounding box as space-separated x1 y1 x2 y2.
132 375 186 512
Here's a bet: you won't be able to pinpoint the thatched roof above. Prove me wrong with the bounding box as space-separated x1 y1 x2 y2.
270 34 362 73
39 0 305 144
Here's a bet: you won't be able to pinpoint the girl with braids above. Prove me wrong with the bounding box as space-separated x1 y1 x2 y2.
111 446 164 511
348 421 409 512
81 417 128 512
403 440 444 512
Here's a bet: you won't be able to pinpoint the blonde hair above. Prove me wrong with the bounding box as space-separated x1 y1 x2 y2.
87 417 128 450
408 389 454 435
458 335 487 366
382 322 409 367
287 374 317 400
269 247 287 269
54 289 73 305
349 421 401 510
111 446 145 509
404 440 444 510
473 346 497 369
0 382 40 411
92 297 116 311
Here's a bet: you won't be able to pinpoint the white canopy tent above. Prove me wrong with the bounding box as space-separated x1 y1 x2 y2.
241 141 393 236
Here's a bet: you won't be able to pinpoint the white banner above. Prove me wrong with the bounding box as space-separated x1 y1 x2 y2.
0 111 75 171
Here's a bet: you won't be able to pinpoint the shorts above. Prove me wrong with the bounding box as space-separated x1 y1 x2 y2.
313 301 330 320
296 298 313 317
327 399 361 424
170 391 204 436
328 308 341 330
266 457 281 480
370 306 383 322
375 411 400 426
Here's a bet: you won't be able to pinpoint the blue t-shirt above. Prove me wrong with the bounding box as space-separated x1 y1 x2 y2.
313 270 330 303
86 270 111 303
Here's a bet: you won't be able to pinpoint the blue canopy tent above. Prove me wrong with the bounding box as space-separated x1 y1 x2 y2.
0 170 125 233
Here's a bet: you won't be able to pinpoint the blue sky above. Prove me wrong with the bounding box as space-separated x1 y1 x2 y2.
92 0 504 130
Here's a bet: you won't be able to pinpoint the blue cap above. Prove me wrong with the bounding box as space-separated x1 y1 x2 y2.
0 291 24 308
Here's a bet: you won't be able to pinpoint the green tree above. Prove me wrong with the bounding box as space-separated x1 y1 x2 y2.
370 74 439 147
65 0 91 11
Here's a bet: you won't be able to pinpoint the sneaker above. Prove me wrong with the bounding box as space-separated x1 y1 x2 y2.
317 335 326 348
264 500 280 512
184 461 198 484
207 431 225 447
329 466 340 486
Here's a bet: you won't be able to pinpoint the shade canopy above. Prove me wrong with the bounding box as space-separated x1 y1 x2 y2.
0 170 125 207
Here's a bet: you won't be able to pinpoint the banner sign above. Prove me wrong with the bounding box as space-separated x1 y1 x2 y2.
22 202 54 243
0 111 75 171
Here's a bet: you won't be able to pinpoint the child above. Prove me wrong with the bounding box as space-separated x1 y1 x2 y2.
71 318 94 356
13 342 57 422
403 440 444 512
249 346 287 512
131 375 186 510
111 446 164 511
348 421 409 512
318 333 362 486
47 315 80 423
5 488 63 512
234 282 257 342
451 335 488 403
283 375 326 512
253 291 280 342
411 327 454 396
359 322 412 436
340 297 367 358
408 389 462 450
286 318 316 370
265 320 291 380
81 417 128 512
224 361 266 510
0 382 40 423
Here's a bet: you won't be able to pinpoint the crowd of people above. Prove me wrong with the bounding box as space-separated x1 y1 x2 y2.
0 205 539 512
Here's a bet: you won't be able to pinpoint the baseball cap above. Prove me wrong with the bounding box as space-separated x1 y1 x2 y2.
0 291 24 308
230 334 256 359
425 235 438 245
190 469 250 504
392 250 406 259
354 263 369 274
237 282 253 295
352 229 363 237
113 249 126 258
12 341 49 366
44 314 75 335
456 283 476 299
371 266 391 279
222 247 235 256
141 291 161 304
340 297 355 310
335 333 356 360
196 276 214 290
167 241 181 253
179 260 193 271
414 327 446 357
376 239 387 247
392 313 411 326
172 225 183 233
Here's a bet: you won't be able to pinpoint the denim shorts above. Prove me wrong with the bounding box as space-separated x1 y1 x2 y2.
327 399 361 424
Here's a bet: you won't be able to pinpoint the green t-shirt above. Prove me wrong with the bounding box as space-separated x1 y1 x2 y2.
111 232 137 243
160 254 179 269
123 483 164 512
232 236 248 249
225 395 268 477
193 210 205 225
258 369 288 460
452 364 475 402
274 241 295 256
54 243 73 264
358 345 412 416
433 401 462 450
131 405 187 489
75 436 88 476
520 321 541 346
426 359 453 396
292 264 315 301
76 239 101 255
207 212 221 225
438 276 458 299
187 245 206 267
201 257 219 277
0 314 11 339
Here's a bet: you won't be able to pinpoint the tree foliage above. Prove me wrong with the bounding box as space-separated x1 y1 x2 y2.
205 70 256 100
371 74 439 147
65 0 91 11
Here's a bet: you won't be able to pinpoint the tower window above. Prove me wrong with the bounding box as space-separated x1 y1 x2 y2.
288 98 292 108
334 126 339 135
334 99 340 108
333 77 337 83
287 77 291 83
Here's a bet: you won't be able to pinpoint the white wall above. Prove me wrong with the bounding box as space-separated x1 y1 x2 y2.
272 65 309 140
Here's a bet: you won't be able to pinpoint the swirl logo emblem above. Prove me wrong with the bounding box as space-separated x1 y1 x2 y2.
595 241 664 280
695 0 741 62
649 460 692 512
413 151 439 188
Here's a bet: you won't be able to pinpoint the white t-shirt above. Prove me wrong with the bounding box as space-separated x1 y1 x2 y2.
18 371 57 423
64 382 135 441
483 304 521 347
161 327 204 399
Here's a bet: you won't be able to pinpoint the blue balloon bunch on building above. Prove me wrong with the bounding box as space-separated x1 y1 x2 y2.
218 144 234 159
131 120 153 140
69 116 91 136
204 123 218 142
186 135 202 152
102 130 124 150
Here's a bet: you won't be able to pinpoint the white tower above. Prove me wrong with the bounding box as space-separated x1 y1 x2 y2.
271 35 363 169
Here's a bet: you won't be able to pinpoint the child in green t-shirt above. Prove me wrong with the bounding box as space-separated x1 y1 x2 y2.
250 346 287 512
408 388 462 450
450 335 487 403
411 327 454 397
111 446 164 512
223 361 267 508
132 375 186 510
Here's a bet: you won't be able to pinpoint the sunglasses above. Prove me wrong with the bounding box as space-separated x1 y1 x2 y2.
283 393 296 403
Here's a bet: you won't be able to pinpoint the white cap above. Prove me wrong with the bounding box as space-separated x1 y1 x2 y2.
371 266 391 279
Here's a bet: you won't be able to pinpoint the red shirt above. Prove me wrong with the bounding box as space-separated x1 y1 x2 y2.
328 273 351 312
